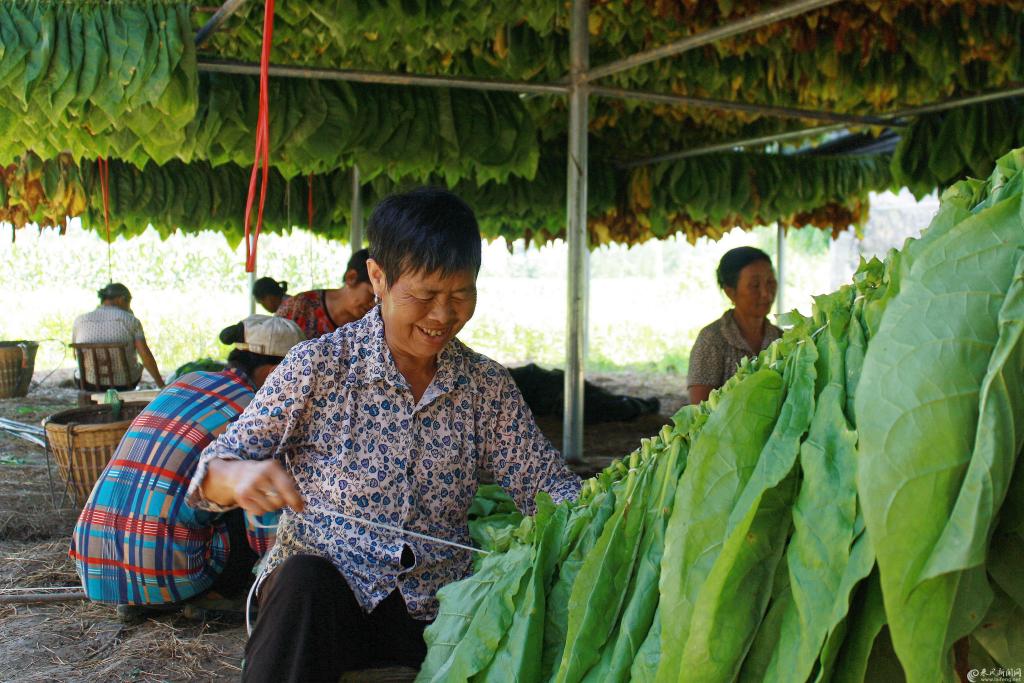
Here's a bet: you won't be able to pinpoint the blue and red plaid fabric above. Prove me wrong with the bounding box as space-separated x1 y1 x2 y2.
70 370 280 605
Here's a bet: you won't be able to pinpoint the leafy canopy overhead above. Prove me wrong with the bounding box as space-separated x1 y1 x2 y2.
0 0 1021 244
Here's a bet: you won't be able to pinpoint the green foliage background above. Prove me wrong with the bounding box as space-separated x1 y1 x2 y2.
0 219 834 379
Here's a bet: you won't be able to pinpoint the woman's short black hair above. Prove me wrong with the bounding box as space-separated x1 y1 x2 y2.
346 248 370 284
716 247 773 289
252 277 287 299
98 282 131 301
226 349 282 379
366 187 481 288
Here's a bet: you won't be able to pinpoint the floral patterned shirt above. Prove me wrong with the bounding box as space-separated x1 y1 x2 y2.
187 306 580 619
687 309 783 390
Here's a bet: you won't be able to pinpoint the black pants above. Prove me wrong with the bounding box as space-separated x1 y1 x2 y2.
208 508 259 599
242 554 430 683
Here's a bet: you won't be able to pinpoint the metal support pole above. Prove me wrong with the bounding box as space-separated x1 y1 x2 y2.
350 166 364 252
195 0 249 48
776 224 786 315
248 270 256 316
563 0 590 465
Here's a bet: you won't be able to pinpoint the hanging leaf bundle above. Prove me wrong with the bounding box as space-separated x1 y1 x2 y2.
0 153 86 231
0 1 198 166
203 1 1024 159
171 75 541 184
892 98 1024 198
77 158 358 244
590 2 1024 114
2 148 891 246
198 0 566 82
644 152 891 241
0 69 540 187
417 148 1024 682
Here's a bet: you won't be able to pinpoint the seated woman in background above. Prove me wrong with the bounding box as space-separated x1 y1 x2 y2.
70 316 305 612
687 246 782 405
274 248 376 339
72 282 165 390
252 277 290 314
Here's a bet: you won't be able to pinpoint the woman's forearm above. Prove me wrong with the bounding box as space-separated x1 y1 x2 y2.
689 384 712 405
135 341 165 387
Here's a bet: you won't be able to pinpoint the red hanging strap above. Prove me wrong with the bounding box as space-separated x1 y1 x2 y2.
242 0 276 273
307 172 314 231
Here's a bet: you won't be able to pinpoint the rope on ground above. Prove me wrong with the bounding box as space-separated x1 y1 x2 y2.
0 586 87 605
0 591 86 605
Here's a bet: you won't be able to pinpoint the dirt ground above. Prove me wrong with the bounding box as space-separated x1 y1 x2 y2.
0 369 684 682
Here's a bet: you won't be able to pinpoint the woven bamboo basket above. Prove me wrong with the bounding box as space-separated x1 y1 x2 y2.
44 402 148 507
0 341 38 398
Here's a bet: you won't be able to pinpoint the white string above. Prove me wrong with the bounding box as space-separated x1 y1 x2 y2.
245 570 268 637
249 510 489 556
244 511 489 636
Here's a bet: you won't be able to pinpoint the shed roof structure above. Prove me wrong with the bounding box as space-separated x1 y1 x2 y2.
1 0 1023 458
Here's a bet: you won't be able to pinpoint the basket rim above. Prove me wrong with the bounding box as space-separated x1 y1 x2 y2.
42 402 149 432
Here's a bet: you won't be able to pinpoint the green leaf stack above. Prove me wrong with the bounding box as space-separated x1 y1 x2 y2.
418 147 1024 682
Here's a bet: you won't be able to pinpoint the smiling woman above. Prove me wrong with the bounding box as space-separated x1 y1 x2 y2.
365 188 481 402
185 187 580 683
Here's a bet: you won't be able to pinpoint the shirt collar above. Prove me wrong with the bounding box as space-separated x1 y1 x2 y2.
721 309 755 354
347 307 462 400
720 309 781 354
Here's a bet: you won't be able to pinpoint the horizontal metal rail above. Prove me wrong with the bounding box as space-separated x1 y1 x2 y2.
197 58 570 96
586 0 842 82
893 85 1024 118
619 124 847 168
591 86 895 126
621 86 1024 166
199 59 960 129
195 0 249 48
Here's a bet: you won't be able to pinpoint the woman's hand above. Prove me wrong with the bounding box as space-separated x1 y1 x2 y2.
202 458 306 514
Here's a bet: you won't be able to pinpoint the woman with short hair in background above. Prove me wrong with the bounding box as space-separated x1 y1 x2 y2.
70 316 305 614
687 246 782 405
252 277 289 314
274 248 376 339
189 188 580 682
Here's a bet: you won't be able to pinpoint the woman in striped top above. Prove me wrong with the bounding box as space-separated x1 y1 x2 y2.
69 316 304 607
